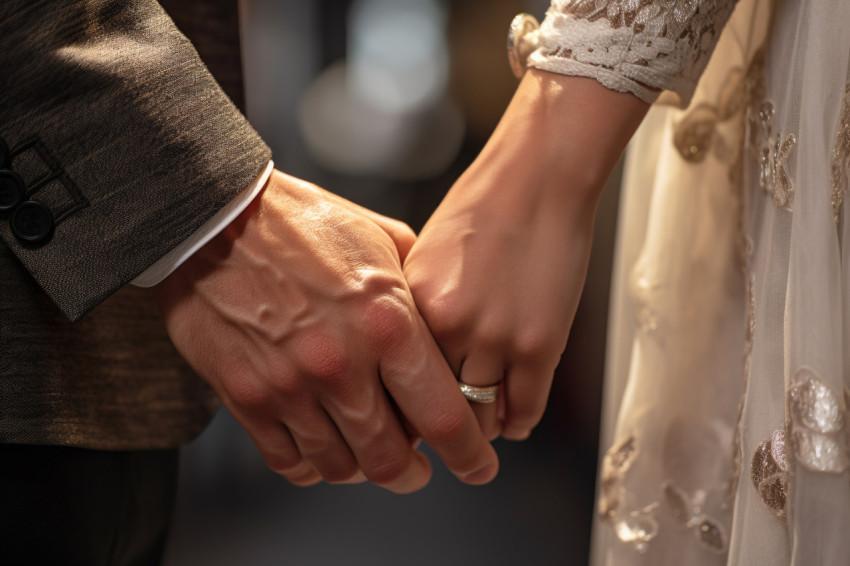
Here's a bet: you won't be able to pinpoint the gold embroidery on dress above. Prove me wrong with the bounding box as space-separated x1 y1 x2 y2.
613 503 661 554
599 436 638 523
787 367 849 473
598 436 661 554
726 398 746 506
751 428 791 518
740 49 798 211
727 274 756 506
674 103 723 163
831 83 850 224
662 482 728 552
744 275 755 377
725 54 765 508
726 202 751 509
673 67 746 165
749 101 797 210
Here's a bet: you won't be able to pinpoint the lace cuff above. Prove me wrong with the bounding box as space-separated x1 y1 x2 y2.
527 0 739 106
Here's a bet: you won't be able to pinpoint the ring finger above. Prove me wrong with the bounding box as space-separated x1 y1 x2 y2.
458 354 505 441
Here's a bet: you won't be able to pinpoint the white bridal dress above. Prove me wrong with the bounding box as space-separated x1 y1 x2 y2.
526 0 850 564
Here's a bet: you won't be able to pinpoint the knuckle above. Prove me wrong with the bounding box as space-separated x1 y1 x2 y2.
421 407 468 445
424 303 465 339
223 376 271 410
409 289 469 341
472 319 510 350
267 373 302 400
512 327 564 362
295 335 350 390
362 294 413 349
260 359 301 397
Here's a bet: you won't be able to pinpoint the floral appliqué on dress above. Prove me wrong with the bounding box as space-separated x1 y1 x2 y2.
599 436 661 553
788 368 849 473
673 66 746 166
749 101 797 210
751 428 791 518
751 368 850 519
662 482 728 553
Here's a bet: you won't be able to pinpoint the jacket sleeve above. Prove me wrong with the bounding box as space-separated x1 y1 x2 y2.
0 0 271 321
528 0 740 107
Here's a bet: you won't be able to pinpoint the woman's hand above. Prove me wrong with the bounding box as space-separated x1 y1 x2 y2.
404 70 648 440
404 162 595 440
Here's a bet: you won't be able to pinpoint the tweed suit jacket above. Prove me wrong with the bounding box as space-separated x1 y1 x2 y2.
0 0 271 449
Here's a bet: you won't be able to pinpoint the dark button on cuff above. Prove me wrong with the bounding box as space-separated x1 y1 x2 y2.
0 137 9 169
11 201 54 245
0 170 25 212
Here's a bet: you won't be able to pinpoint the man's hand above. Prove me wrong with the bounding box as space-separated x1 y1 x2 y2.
404 71 649 441
155 170 498 493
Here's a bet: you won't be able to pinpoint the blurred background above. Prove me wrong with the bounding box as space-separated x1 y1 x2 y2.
163 0 624 564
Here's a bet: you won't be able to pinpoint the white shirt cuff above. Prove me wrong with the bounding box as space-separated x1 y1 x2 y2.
131 160 274 287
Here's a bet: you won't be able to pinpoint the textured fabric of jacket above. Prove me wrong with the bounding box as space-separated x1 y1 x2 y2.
0 0 271 449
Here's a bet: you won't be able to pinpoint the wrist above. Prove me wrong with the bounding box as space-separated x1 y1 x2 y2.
479 69 650 208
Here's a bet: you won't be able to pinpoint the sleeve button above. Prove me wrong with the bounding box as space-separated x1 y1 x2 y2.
11 200 54 245
0 170 25 213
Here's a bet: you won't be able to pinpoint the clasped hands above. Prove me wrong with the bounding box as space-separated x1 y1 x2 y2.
155 163 589 493
155 71 639 494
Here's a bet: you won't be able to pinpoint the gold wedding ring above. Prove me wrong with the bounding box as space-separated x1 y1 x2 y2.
459 382 501 404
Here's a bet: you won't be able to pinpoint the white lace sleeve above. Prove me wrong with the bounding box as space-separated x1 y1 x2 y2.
527 0 739 106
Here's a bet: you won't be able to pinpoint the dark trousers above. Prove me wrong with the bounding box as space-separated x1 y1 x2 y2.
0 444 179 566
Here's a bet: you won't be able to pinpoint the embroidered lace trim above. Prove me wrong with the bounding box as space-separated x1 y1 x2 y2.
832 83 850 224
527 0 739 105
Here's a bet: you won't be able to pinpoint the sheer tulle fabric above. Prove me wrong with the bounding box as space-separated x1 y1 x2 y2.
572 0 850 563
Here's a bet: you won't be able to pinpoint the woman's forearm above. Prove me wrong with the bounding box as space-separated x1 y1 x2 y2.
471 69 650 220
